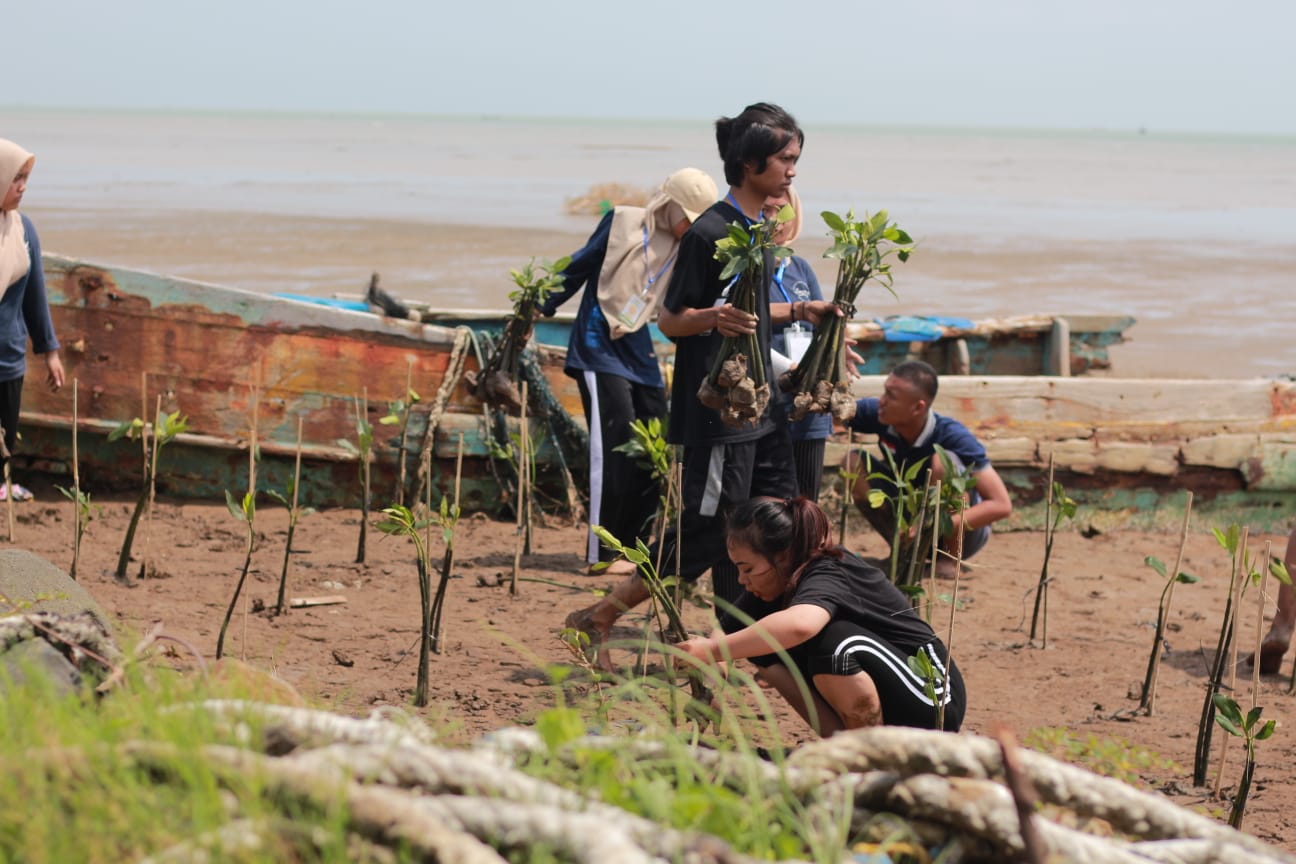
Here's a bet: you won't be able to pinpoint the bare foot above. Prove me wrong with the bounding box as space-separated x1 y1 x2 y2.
587 559 637 577
563 607 614 672
1246 639 1289 675
934 558 961 580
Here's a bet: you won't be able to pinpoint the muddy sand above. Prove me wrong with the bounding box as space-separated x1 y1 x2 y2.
3 483 1295 851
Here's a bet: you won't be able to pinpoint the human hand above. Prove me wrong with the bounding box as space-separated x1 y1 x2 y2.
44 352 65 392
845 341 866 380
676 636 718 667
714 304 757 337
801 300 842 327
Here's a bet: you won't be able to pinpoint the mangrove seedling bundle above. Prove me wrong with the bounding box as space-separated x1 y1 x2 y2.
698 207 791 428
466 256 569 412
780 209 913 422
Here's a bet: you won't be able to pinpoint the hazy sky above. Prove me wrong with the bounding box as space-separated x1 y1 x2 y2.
11 1 1295 135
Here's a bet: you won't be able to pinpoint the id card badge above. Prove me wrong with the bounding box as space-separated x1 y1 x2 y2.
618 294 647 329
785 325 812 365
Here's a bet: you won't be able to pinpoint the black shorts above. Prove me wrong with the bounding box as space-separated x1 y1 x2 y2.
755 617 966 732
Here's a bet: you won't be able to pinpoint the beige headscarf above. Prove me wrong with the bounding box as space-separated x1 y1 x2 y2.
596 168 719 339
772 185 803 247
0 139 35 293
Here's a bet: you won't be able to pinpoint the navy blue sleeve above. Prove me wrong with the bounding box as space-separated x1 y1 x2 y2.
933 416 989 472
540 211 613 317
20 216 58 355
849 397 882 434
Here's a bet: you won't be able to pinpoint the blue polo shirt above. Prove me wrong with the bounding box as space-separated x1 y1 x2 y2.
849 397 988 494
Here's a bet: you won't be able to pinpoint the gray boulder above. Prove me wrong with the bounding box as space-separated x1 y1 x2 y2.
0 550 120 694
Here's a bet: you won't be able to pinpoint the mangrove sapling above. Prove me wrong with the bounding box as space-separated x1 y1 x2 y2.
779 209 914 422
861 449 930 586
55 486 99 582
1212 692 1277 830
699 206 791 427
1193 524 1253 786
592 526 715 727
1137 491 1196 714
215 400 260 662
110 408 189 585
266 417 313 616
375 503 439 706
906 649 947 731
612 416 677 564
428 435 465 655
215 488 257 661
379 362 419 506
336 390 373 564
54 379 98 580
1029 462 1079 646
466 256 570 411
837 436 860 546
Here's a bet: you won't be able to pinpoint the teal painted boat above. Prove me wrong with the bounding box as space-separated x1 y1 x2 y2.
21 256 1291 528
22 255 587 512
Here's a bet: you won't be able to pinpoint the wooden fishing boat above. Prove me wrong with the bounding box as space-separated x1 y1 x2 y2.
22 256 1291 529
404 308 1135 377
834 375 1296 532
21 255 587 511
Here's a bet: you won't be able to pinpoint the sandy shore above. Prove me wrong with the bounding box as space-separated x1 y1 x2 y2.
5 487 1296 850
31 205 1296 380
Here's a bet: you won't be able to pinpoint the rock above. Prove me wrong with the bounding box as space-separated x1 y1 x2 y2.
3 638 83 697
0 550 121 694
0 549 112 629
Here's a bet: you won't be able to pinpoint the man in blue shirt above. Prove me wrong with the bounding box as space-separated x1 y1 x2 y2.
847 361 1011 575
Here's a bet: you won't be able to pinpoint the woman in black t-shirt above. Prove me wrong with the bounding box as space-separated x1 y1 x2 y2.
679 497 965 734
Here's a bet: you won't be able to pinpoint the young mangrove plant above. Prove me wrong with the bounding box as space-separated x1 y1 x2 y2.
266 417 313 616
1193 524 1254 786
54 485 99 582
1137 491 1196 714
1212 693 1277 830
863 446 971 594
54 379 93 579
592 525 715 728
1029 462 1078 645
215 487 256 661
216 404 260 662
698 206 791 427
110 408 189 585
466 256 569 411
613 415 677 558
337 390 373 564
907 648 948 731
779 209 913 422
377 500 457 707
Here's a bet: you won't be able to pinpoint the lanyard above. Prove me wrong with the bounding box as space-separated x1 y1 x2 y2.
771 259 791 303
725 191 756 226
641 225 677 295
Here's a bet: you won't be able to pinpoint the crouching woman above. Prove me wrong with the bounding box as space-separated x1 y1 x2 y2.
678 497 965 734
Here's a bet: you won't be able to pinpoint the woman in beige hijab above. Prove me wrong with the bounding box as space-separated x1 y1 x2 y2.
538 168 718 573
0 139 64 501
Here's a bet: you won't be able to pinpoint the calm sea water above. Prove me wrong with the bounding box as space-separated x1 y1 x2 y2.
6 108 1295 377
